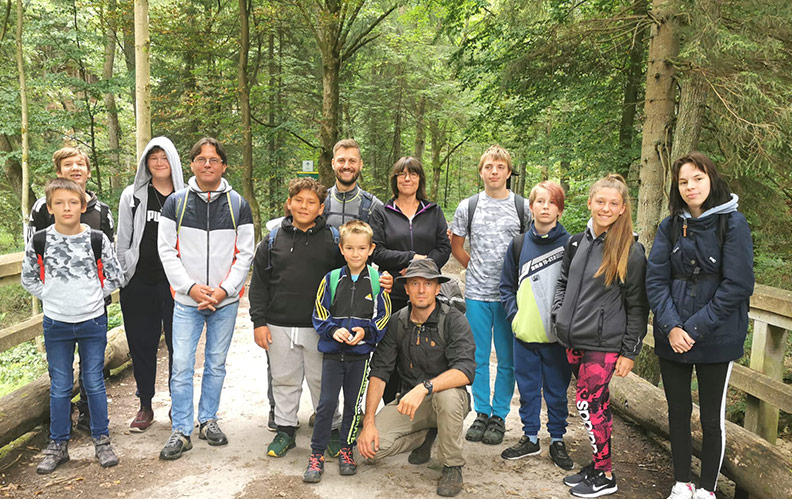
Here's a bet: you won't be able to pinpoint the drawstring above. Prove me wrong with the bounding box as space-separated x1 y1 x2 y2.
290 230 296 253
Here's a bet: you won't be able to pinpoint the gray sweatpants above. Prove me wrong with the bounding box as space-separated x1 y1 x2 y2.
267 325 341 429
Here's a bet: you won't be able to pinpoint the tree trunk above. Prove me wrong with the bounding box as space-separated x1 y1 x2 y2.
121 2 136 115
414 96 426 163
429 120 445 202
267 31 277 219
517 161 527 197
237 0 260 240
103 0 121 190
1 134 35 210
636 0 679 251
134 0 151 158
618 0 649 179
559 160 570 193
391 83 403 166
319 49 340 187
15 0 29 226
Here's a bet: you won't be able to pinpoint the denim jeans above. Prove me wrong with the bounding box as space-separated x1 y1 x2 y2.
43 314 109 441
170 301 239 436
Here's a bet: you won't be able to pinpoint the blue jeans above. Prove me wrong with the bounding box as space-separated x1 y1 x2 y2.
513 340 570 439
43 314 109 441
170 301 239 436
466 299 514 419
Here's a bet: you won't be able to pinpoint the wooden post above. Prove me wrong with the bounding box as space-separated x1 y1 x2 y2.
744 320 787 444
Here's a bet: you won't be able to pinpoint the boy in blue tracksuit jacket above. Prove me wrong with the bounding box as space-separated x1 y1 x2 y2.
305 220 391 483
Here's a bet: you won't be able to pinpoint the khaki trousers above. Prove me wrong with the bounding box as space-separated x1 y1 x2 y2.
371 386 469 467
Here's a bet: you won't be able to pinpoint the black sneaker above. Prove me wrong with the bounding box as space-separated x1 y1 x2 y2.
36 440 69 474
267 408 277 432
465 413 489 442
570 470 617 497
338 446 357 475
564 461 595 487
437 465 463 497
199 420 228 446
159 431 192 460
303 453 324 483
408 427 437 464
481 416 505 445
501 435 540 460
549 440 574 470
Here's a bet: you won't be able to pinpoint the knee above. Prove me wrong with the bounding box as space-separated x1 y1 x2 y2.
433 389 468 421
49 374 74 399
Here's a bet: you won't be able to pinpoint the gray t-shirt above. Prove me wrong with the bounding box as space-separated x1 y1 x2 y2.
451 191 530 301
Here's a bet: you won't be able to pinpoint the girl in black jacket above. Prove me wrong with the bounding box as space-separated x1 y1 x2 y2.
646 153 754 499
552 173 649 498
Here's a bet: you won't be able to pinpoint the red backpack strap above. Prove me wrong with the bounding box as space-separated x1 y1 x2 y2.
32 230 47 283
90 230 105 288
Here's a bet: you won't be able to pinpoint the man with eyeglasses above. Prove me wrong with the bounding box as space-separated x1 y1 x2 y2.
157 137 255 460
322 138 383 228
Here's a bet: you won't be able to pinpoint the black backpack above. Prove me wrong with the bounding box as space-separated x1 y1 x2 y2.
32 229 106 288
323 189 376 224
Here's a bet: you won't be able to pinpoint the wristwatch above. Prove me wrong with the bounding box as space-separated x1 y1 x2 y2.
423 379 434 395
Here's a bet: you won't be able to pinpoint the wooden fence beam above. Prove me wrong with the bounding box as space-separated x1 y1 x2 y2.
0 314 43 352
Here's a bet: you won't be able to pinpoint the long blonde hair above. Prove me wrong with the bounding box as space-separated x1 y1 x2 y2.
589 174 634 286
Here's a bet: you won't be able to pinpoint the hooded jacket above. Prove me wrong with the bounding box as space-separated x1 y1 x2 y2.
646 194 754 364
370 198 451 304
248 215 345 328
158 176 255 308
500 222 570 344
551 221 649 359
116 137 185 285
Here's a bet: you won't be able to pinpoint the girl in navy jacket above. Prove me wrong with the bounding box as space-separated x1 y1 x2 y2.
646 152 754 499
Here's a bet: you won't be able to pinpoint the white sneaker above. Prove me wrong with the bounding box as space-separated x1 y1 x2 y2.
667 482 695 499
693 489 715 499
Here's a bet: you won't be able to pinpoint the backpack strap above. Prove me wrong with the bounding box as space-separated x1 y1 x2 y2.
174 190 189 236
329 225 340 244
437 302 450 345
368 264 380 297
510 233 526 291
90 229 106 288
466 194 479 236
227 191 241 233
567 232 584 262
329 268 343 304
514 194 526 233
358 191 375 223
100 203 110 237
266 226 279 271
32 230 47 283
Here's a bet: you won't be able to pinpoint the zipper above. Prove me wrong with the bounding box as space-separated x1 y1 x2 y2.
205 192 211 284
597 309 604 345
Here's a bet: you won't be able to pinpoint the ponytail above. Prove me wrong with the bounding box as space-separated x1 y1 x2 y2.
588 174 634 287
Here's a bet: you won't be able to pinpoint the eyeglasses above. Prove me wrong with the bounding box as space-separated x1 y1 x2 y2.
396 171 419 179
193 157 223 166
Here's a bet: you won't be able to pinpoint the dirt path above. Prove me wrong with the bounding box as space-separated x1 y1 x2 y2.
0 263 729 498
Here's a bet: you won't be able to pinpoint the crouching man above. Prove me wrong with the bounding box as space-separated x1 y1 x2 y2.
358 259 475 497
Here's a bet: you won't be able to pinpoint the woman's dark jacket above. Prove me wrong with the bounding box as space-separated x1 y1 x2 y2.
370 198 451 304
551 223 649 360
646 198 754 364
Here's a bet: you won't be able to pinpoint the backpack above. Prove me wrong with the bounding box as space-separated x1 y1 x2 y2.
438 278 466 313
466 192 527 236
32 229 106 288
328 265 381 317
265 224 340 270
323 188 376 224
172 189 241 258
394 302 453 345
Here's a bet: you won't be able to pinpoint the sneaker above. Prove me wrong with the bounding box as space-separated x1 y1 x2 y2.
93 435 119 468
199 420 228 446
326 428 341 458
501 435 541 460
303 453 324 483
338 446 357 475
481 416 505 445
570 470 618 498
159 431 192 460
693 489 715 499
564 462 596 487
36 440 69 474
408 427 437 464
465 413 489 442
130 407 154 433
437 465 464 497
549 440 574 470
267 408 277 432
267 431 296 457
667 482 695 499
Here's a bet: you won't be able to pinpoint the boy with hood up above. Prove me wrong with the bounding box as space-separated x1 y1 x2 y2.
116 137 185 432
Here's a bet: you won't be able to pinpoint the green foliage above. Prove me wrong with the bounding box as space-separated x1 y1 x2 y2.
0 340 48 398
0 284 33 330
107 303 123 330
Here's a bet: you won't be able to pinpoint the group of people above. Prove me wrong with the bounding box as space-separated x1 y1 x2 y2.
20 137 753 499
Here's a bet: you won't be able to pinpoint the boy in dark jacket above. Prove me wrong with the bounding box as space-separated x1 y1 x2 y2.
303 220 391 483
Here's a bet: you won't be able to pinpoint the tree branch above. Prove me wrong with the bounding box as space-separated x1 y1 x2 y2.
440 138 467 165
251 114 320 149
341 4 396 61
1 0 11 41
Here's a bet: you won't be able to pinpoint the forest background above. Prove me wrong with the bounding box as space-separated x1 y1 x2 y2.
2 1 792 400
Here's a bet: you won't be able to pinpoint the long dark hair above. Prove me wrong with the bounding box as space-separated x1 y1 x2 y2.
669 152 732 216
389 156 428 200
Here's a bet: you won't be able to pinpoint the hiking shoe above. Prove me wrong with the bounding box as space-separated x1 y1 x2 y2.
408 427 437 464
267 408 277 432
667 482 695 499
130 407 154 433
199 419 228 446
159 431 192 460
481 416 505 445
267 431 296 457
437 465 463 497
309 412 316 427
564 461 596 487
338 446 357 475
93 435 119 468
326 428 342 458
693 489 715 499
76 408 91 433
303 453 324 483
465 413 489 442
501 435 540 460
570 470 618 497
549 440 574 470
36 440 69 474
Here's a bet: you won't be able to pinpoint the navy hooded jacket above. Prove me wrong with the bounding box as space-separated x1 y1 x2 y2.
646 194 754 364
